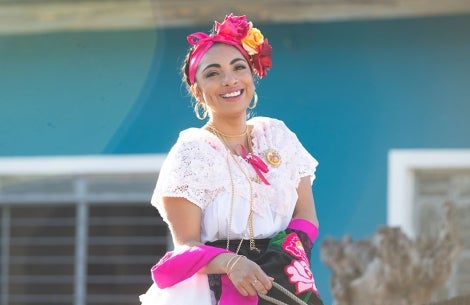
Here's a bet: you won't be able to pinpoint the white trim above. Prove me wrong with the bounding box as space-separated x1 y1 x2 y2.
0 154 166 176
387 149 470 238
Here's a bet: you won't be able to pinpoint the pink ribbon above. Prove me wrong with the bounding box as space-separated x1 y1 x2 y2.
187 32 214 47
240 145 270 185
187 32 250 85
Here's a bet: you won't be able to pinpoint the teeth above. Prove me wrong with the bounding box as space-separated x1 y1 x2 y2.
222 90 241 98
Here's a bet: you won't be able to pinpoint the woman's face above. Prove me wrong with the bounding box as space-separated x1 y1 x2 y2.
192 43 255 120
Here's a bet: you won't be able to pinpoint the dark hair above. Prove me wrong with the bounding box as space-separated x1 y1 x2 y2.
181 47 193 90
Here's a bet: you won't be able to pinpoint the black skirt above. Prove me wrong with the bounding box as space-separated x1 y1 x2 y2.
205 228 324 305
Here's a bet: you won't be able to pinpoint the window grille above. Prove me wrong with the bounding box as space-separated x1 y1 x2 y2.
0 156 167 305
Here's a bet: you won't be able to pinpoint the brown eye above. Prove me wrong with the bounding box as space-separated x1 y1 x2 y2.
235 64 247 71
205 71 218 78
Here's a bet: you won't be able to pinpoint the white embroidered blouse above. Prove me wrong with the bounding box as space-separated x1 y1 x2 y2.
151 116 318 243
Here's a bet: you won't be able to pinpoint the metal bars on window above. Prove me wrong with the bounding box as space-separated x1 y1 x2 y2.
0 172 167 305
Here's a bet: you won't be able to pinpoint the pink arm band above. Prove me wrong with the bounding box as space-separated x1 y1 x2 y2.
151 245 230 288
288 218 319 242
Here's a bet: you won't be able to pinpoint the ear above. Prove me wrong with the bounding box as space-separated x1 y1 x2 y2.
190 84 202 101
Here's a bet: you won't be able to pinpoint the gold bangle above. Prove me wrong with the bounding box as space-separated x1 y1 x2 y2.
225 254 238 273
227 255 244 275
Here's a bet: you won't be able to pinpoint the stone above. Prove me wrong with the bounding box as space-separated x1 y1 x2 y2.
321 202 463 305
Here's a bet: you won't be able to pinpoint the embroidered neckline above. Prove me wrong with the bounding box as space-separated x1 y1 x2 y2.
206 124 270 185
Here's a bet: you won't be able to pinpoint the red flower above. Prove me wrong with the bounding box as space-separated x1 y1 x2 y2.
252 38 272 78
215 14 250 40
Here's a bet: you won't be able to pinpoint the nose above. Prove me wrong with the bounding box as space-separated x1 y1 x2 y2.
222 71 238 86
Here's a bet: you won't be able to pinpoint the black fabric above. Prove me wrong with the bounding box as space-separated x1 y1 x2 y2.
206 238 271 301
205 230 324 305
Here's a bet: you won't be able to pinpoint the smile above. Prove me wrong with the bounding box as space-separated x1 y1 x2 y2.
221 90 243 98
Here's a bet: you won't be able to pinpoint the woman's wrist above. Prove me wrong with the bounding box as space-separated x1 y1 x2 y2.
224 254 239 273
226 255 244 276
209 253 242 275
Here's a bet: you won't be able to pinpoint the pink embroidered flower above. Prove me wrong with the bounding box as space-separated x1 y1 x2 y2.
285 260 318 295
215 14 250 40
282 233 309 265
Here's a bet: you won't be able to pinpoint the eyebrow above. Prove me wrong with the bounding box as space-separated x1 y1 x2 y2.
201 57 247 73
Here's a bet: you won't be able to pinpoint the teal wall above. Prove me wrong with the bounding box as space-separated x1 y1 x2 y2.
0 30 159 154
1 14 470 304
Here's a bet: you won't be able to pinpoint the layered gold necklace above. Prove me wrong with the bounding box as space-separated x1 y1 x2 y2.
207 124 259 252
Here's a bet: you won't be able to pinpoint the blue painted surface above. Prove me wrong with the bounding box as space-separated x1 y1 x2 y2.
0 30 158 155
1 14 470 304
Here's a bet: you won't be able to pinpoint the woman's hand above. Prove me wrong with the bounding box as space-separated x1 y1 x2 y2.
225 254 273 296
162 196 273 296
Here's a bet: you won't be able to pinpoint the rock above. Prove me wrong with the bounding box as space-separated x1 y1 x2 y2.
321 202 462 305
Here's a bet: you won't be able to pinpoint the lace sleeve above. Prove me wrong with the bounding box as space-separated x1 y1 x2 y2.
150 130 226 221
275 119 319 185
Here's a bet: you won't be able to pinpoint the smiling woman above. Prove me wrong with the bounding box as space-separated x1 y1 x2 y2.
140 14 324 305
190 44 256 121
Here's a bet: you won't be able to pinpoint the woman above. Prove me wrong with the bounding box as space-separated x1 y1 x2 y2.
140 14 323 305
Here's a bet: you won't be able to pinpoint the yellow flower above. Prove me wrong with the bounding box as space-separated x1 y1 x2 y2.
242 25 264 55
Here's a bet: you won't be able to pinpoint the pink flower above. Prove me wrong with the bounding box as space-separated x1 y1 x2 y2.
282 233 309 265
252 38 272 78
188 14 273 81
215 14 250 40
285 260 318 295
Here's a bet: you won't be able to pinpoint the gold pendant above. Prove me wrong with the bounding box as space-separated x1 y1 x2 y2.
265 149 281 167
251 176 262 184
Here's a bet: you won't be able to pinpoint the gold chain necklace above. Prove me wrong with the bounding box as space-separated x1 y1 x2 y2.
225 153 245 254
208 126 259 252
229 152 258 251
207 124 247 138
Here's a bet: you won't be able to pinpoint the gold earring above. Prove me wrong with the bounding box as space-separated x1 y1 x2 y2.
194 101 208 120
248 92 258 109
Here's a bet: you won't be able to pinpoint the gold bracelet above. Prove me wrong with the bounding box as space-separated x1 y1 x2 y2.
227 255 244 275
225 254 239 273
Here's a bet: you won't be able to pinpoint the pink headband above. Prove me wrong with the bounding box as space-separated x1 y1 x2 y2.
187 14 272 85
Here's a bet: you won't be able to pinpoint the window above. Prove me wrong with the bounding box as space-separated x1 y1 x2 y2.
388 149 470 298
0 155 167 305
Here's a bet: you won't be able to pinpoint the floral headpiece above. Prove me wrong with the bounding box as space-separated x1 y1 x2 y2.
187 14 272 85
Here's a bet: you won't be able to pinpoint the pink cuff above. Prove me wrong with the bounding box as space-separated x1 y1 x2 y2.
288 218 319 242
151 245 230 288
